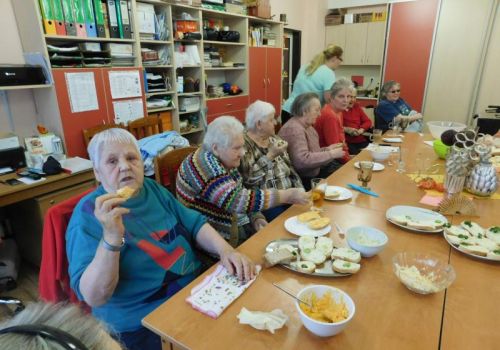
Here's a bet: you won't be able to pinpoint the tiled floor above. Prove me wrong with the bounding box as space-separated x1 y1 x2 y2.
0 261 39 320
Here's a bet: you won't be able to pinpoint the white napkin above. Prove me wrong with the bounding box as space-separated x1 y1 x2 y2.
237 308 288 334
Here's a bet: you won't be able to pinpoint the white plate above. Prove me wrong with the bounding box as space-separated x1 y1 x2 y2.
284 216 331 237
323 186 353 201
354 162 385 171
443 230 500 263
385 205 448 233
265 239 350 277
383 137 403 143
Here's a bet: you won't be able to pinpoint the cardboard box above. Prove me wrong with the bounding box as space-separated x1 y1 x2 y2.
248 4 270 19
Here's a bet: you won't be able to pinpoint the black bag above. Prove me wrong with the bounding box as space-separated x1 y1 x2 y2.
42 156 63 175
183 32 202 40
203 28 219 41
218 31 240 42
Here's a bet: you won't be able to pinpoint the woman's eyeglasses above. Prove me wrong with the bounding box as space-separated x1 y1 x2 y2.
338 57 343 62
390 89 401 93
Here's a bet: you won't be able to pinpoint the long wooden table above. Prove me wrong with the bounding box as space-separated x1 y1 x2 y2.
143 133 499 350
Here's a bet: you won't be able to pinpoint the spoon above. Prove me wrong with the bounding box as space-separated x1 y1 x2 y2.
272 283 312 308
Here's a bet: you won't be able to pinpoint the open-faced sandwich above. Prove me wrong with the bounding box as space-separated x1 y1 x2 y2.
116 186 136 200
332 259 361 274
297 211 321 223
444 221 500 261
325 187 341 200
331 247 361 263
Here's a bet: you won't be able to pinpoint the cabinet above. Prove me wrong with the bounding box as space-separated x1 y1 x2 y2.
206 95 249 123
249 47 282 115
328 22 386 65
7 180 95 266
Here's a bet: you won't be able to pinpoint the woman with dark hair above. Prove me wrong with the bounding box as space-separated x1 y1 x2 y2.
281 44 344 124
278 92 345 189
375 80 423 132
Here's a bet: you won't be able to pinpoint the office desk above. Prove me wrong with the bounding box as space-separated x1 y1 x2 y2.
143 133 500 350
0 170 94 207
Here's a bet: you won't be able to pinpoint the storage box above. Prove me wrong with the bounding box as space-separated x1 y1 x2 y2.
325 14 343 26
248 5 270 19
225 3 247 15
356 13 373 23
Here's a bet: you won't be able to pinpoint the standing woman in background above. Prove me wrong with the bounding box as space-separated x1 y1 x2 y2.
281 45 344 125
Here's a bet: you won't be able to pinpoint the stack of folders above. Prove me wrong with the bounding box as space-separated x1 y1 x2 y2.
145 73 167 92
137 3 168 41
106 43 134 66
38 0 133 39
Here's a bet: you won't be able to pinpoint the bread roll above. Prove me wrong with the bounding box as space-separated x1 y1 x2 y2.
300 249 326 265
116 186 136 200
290 260 316 273
298 236 316 251
331 247 361 263
332 259 360 274
307 217 330 230
297 211 321 223
325 187 340 199
316 237 334 256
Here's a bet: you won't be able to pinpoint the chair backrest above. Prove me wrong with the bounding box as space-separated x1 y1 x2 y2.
127 116 163 140
39 188 94 312
154 146 198 193
82 123 125 148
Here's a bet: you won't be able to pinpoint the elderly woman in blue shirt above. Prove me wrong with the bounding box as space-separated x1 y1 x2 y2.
66 128 255 350
375 80 423 132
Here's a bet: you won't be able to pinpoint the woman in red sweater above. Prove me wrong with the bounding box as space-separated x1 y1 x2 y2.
314 78 352 169
343 87 373 154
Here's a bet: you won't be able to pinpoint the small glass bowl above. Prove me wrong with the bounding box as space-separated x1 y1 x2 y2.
392 252 456 295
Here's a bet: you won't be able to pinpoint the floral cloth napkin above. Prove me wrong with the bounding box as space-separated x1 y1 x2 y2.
186 264 261 319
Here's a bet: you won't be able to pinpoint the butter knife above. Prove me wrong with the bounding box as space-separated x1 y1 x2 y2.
347 183 380 197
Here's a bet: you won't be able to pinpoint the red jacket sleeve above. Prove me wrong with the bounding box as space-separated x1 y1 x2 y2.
357 105 373 130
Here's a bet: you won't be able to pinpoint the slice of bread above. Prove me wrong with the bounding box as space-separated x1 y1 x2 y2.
290 260 316 273
407 220 438 231
486 250 500 261
308 217 330 230
473 237 498 251
116 186 136 200
278 244 299 257
298 236 316 251
460 221 484 237
316 237 334 256
391 215 409 226
300 249 326 265
331 247 361 263
297 211 321 223
264 248 295 267
485 226 500 244
444 225 469 237
325 187 340 199
332 259 360 274
459 243 489 256
446 234 463 246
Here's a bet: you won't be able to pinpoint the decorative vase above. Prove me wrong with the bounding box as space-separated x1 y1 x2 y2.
445 174 466 196
465 160 497 197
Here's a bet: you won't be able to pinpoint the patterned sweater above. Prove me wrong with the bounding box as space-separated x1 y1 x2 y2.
176 148 278 245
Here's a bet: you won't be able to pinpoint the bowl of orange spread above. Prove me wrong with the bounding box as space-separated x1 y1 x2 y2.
295 285 355 337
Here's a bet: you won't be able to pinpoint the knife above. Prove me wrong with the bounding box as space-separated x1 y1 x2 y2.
347 183 380 197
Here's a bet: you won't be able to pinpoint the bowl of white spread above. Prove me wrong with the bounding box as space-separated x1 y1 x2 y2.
392 252 456 294
346 226 388 257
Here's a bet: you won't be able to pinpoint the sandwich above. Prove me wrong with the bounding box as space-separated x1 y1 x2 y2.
445 234 464 246
332 259 360 274
116 186 136 200
307 217 331 230
264 248 295 267
297 211 321 223
486 250 500 261
391 215 410 226
298 236 316 251
444 225 470 237
406 220 439 231
316 237 334 256
300 249 327 265
325 187 340 200
290 260 316 273
459 242 489 257
473 236 498 251
331 247 361 263
485 226 500 244
460 221 485 237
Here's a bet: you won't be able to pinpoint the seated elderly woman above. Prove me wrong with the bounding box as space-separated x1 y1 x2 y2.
176 116 309 247
239 100 304 221
66 128 256 350
0 302 122 349
343 86 373 154
375 80 423 132
278 92 346 190
314 78 353 165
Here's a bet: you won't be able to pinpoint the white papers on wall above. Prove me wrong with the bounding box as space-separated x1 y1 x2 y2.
113 98 144 124
65 72 99 113
109 70 142 99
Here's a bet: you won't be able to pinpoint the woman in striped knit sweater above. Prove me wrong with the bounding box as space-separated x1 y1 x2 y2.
176 116 309 248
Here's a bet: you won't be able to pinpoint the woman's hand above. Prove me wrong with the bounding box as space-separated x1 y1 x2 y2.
268 140 288 160
357 128 365 135
280 188 310 205
220 248 256 281
329 147 344 159
94 193 130 246
344 127 358 136
253 218 268 231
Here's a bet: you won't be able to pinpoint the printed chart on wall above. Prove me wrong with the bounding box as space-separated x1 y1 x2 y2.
109 70 142 99
65 72 99 113
113 98 144 124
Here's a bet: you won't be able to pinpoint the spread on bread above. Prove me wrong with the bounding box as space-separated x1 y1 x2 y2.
394 264 440 293
444 221 500 261
116 186 136 200
390 214 445 231
297 211 322 223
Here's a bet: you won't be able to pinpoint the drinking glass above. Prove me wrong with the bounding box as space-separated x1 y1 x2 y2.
357 161 374 188
370 129 383 144
310 178 326 210
396 147 406 174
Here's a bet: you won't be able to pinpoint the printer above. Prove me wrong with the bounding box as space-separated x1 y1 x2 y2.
0 64 48 86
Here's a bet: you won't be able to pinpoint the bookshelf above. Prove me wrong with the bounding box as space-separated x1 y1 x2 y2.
13 0 283 152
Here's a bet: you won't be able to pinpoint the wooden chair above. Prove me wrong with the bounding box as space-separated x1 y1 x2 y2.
154 146 198 193
127 116 163 140
82 123 125 148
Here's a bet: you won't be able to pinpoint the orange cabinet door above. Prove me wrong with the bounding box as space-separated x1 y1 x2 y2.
206 95 249 116
266 47 283 116
249 47 267 105
207 109 246 124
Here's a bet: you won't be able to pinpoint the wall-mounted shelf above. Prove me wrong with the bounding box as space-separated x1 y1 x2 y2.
45 35 135 43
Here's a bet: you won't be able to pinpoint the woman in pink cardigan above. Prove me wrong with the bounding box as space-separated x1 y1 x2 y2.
278 92 344 190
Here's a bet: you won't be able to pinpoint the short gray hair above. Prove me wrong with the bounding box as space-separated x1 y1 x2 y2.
245 100 275 131
380 80 399 99
203 116 244 151
290 92 320 117
0 302 120 349
330 77 354 98
87 128 140 166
